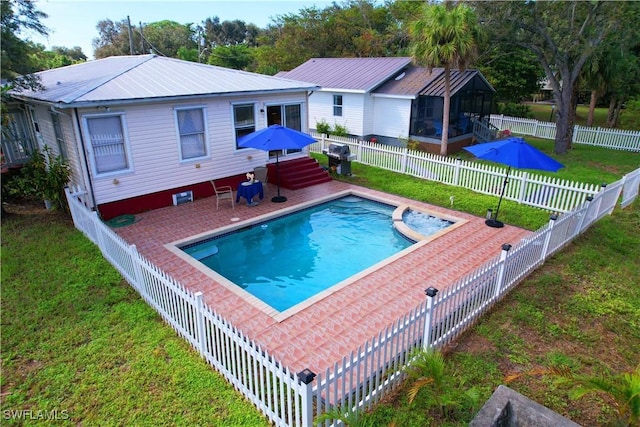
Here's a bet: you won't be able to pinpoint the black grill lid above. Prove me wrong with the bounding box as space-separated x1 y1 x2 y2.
327 143 350 157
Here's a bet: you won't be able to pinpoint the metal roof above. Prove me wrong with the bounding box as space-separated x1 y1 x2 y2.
12 55 318 107
373 67 495 98
275 57 412 92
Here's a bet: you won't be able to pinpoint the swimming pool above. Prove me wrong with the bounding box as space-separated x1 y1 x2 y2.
169 191 466 320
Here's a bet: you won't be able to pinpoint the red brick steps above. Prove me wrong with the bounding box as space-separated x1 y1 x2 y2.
267 157 332 190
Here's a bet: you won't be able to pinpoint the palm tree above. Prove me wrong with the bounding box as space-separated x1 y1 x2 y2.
403 349 479 419
409 3 483 156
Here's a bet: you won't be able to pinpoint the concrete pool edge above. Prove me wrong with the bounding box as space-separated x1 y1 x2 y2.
392 204 468 243
165 189 466 323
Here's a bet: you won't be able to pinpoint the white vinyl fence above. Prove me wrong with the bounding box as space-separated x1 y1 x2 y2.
621 168 640 209
65 188 315 427
488 114 640 152
310 134 601 213
312 176 630 424
65 164 637 426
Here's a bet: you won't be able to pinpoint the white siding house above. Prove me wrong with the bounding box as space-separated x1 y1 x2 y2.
277 57 495 151
277 57 411 139
9 55 318 219
371 96 412 141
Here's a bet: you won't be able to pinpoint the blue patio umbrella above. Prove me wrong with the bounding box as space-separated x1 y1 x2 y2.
238 124 316 203
464 137 564 228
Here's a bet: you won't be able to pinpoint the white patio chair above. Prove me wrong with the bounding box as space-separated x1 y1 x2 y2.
211 180 235 210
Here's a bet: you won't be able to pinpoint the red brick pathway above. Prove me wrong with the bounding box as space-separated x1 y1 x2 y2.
115 180 531 375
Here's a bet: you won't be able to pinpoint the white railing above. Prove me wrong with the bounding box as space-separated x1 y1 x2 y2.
314 177 631 424
65 162 638 426
310 134 601 213
488 114 640 152
621 168 640 209
65 187 315 427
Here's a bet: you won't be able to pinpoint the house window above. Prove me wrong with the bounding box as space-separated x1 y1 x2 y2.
333 95 343 117
85 114 131 175
175 107 208 160
233 104 255 149
50 112 68 160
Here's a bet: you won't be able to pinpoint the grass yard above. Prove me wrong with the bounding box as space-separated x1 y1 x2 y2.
321 144 639 426
0 205 270 426
2 139 638 426
526 103 640 131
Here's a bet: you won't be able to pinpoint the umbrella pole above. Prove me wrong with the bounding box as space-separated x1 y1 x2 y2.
271 152 287 203
486 166 510 228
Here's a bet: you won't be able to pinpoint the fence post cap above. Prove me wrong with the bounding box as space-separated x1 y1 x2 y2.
297 368 316 384
425 287 438 297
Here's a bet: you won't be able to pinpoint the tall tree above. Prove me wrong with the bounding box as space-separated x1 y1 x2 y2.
94 19 196 59
477 47 546 104
1 0 48 91
474 1 635 154
409 3 483 156
254 0 409 73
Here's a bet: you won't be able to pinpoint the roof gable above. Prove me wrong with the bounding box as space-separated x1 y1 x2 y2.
276 57 412 92
13 55 318 107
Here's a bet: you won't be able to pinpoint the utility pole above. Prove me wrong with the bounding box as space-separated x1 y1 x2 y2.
139 21 144 54
127 15 134 55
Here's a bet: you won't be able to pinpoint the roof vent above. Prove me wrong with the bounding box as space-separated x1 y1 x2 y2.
395 72 406 81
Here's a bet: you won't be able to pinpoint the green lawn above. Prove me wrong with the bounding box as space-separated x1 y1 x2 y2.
525 103 640 131
1 210 270 426
2 140 638 426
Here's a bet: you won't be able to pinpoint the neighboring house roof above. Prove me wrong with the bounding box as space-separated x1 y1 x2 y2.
373 67 495 98
275 57 412 93
11 54 318 108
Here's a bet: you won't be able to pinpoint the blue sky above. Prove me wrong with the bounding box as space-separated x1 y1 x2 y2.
32 0 334 59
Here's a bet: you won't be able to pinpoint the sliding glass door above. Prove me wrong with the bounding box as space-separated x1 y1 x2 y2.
266 103 302 158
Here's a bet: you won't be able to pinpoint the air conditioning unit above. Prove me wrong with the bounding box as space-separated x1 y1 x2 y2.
172 190 193 206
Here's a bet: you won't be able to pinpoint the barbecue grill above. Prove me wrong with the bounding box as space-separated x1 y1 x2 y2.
323 142 356 175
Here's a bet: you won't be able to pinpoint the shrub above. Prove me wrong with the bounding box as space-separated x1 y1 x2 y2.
6 145 71 210
498 102 533 119
332 123 349 136
315 119 331 135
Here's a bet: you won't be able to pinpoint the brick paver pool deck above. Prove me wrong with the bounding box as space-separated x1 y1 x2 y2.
115 180 531 375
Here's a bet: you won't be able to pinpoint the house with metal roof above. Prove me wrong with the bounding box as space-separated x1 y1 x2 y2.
6 54 319 219
276 57 495 152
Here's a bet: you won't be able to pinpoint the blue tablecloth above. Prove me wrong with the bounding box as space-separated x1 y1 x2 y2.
236 181 264 205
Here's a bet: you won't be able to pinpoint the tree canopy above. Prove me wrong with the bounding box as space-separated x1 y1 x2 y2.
473 0 640 154
1 0 49 90
3 0 639 144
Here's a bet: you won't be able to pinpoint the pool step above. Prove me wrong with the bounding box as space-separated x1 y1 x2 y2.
267 157 332 190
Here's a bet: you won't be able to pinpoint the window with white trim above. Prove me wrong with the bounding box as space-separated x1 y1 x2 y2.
85 114 130 175
333 95 343 117
175 107 207 160
233 104 255 149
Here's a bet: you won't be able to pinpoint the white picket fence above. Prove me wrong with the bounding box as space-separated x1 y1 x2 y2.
488 114 640 152
310 134 601 213
64 164 638 426
312 176 629 424
65 188 315 427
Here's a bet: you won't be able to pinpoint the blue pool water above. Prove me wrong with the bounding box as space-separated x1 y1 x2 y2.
182 196 414 312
